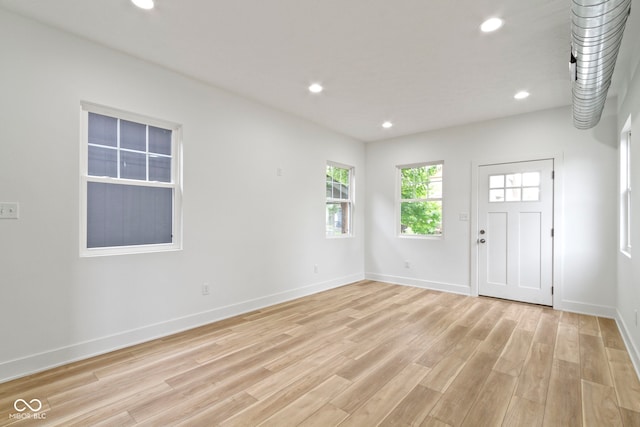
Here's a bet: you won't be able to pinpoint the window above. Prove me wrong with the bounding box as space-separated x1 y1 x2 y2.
399 162 443 236
621 122 632 256
80 103 182 256
489 172 541 202
326 163 353 237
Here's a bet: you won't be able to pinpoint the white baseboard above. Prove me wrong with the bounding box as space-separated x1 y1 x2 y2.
554 299 618 318
364 273 471 296
615 309 640 380
0 273 363 383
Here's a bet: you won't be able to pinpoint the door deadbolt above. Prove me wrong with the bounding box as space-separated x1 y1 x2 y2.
479 229 486 234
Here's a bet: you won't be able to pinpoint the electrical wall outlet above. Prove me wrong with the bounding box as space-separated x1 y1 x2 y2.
202 283 210 296
404 260 411 268
0 202 19 219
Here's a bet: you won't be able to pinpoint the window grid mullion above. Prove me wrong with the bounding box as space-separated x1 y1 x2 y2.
86 175 174 188
627 132 632 192
401 198 441 203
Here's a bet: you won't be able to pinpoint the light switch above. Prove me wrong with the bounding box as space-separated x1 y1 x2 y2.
0 202 19 219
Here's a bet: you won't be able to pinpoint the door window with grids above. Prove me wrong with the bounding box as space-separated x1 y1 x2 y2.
81 103 182 256
489 172 541 202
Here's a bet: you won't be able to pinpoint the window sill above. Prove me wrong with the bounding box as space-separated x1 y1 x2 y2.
80 243 182 258
326 234 354 239
398 234 443 240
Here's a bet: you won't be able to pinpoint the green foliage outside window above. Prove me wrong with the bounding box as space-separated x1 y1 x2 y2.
326 166 350 190
400 164 442 235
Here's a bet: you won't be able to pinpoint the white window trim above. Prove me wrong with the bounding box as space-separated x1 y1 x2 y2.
326 161 355 238
79 102 183 257
621 116 632 257
397 161 444 239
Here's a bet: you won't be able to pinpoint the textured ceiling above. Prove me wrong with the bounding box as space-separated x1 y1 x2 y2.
1 0 637 141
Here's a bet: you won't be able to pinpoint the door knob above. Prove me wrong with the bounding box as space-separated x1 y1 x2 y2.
479 238 486 244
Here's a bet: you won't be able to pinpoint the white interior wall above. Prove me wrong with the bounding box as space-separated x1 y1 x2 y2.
616 43 640 371
365 104 618 315
2 6 638 383
0 10 365 382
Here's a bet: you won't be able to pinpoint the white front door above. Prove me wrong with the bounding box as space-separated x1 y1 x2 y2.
478 159 554 306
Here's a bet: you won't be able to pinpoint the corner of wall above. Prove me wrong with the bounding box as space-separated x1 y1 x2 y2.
616 309 640 379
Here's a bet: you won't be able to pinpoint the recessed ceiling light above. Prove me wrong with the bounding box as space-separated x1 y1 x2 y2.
308 83 323 94
131 0 154 10
514 91 530 100
480 17 503 33
382 121 393 129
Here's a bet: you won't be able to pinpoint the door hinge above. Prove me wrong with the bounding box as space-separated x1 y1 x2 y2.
551 171 555 179
551 228 554 237
551 286 554 295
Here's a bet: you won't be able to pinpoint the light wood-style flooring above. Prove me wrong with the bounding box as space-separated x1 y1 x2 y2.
2 281 640 426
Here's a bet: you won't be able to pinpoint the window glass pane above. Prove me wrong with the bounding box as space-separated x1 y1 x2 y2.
340 183 349 199
522 187 540 201
505 173 521 187
429 164 443 178
87 182 172 248
416 180 428 198
326 202 345 236
326 167 333 198
506 188 522 201
428 180 442 198
332 184 341 199
88 146 117 177
522 172 540 187
400 201 442 235
489 175 504 189
149 155 171 182
120 151 146 180
120 120 146 151
401 166 440 199
327 166 349 200
490 189 504 202
401 169 415 199
149 126 172 155
88 113 117 147
626 191 631 250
